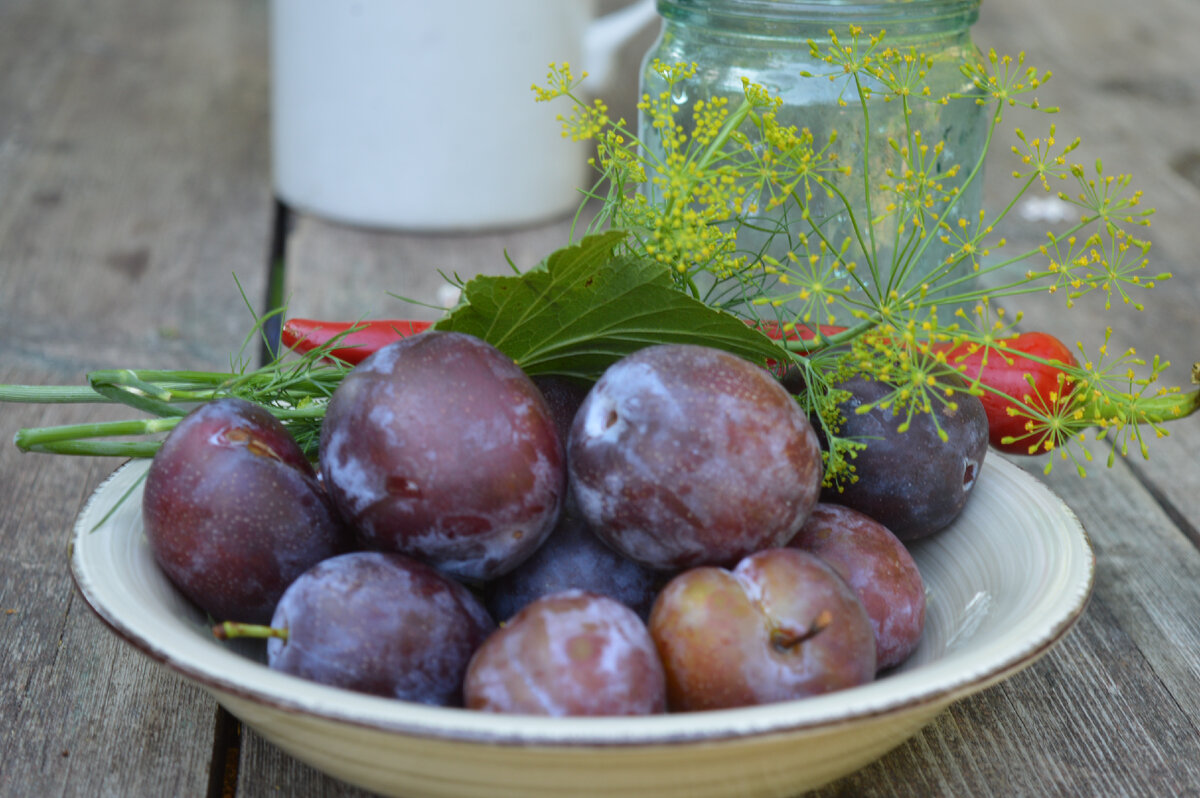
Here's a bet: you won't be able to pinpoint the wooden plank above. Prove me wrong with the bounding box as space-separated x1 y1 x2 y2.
237 730 376 798
0 0 276 794
0 365 219 797
0 0 275 372
972 0 1200 540
282 215 578 322
1036 448 1200 722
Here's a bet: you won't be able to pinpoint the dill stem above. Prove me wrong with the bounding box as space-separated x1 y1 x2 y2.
0 371 240 406
1087 386 1200 426
788 180 874 297
899 101 1003 287
924 216 1094 303
854 73 880 275
781 318 880 354
884 93 920 297
0 384 110 403
14 418 180 451
11 399 326 457
19 440 164 457
655 97 755 252
696 98 753 173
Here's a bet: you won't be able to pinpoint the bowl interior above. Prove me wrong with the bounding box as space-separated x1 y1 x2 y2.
69 453 1093 746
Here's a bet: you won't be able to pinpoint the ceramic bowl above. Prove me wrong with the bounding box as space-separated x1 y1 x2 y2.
70 454 1093 798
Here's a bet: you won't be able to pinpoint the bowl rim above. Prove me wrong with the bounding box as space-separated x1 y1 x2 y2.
70 455 1094 748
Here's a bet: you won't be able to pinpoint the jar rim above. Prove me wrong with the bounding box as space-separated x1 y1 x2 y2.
657 0 982 26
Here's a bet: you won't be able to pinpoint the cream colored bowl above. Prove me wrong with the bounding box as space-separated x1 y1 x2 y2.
70 455 1093 798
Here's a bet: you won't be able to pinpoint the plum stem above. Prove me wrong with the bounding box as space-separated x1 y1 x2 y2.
212 621 288 641
770 609 832 652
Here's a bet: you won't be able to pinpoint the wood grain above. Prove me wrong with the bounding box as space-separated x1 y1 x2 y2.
975 0 1200 567
2 0 1199 796
281 214 579 322
0 365 218 797
0 0 274 372
0 0 274 795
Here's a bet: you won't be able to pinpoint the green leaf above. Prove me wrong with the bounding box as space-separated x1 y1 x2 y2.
435 231 787 381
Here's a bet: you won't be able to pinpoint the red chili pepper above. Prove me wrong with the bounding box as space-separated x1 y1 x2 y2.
752 321 1085 455
747 320 847 390
750 320 847 343
280 318 432 364
944 331 1078 455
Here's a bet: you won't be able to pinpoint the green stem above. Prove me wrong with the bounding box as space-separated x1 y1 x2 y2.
268 406 328 420
885 94 921 297
11 399 325 457
696 98 754 174
19 440 163 457
14 417 181 450
656 98 756 246
1087 386 1200 426
917 216 1093 302
212 622 288 641
854 73 880 271
899 100 1003 286
782 317 880 354
888 211 929 295
0 384 110 403
89 371 190 417
99 369 240 385
788 180 875 298
0 371 241 406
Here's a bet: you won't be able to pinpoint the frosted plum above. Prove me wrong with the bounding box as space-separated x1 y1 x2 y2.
484 375 666 621
789 504 926 670
821 376 988 541
531 375 591 442
464 590 667 716
531 374 591 517
568 344 823 571
484 509 667 622
267 552 495 705
319 331 565 581
143 397 348 624
649 548 876 711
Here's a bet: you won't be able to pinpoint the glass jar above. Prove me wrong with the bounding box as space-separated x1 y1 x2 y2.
637 0 988 299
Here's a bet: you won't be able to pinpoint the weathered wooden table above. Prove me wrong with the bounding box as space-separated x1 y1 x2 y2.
3 0 1199 795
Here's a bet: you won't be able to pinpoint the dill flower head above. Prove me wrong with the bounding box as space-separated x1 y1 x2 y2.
533 29 1183 478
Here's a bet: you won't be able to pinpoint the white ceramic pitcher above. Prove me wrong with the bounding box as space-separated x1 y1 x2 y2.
270 0 657 231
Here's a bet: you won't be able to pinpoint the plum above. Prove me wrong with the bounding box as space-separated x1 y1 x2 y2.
821 375 988 541
648 548 876 711
568 344 823 571
142 397 349 624
266 551 495 705
531 374 592 518
484 373 667 621
531 374 591 442
484 509 668 622
464 590 666 716
319 331 565 581
789 503 925 670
